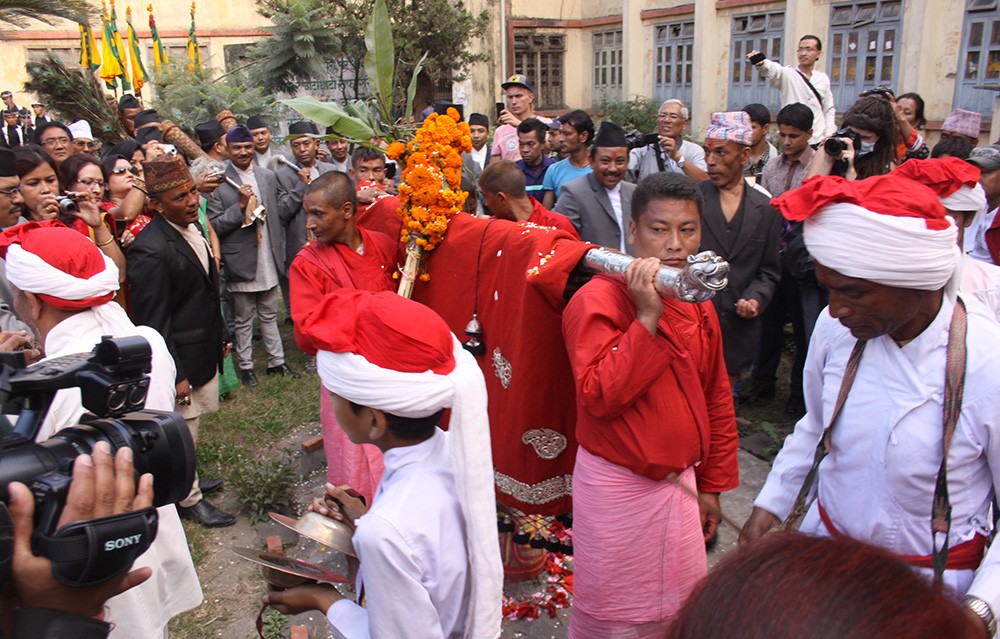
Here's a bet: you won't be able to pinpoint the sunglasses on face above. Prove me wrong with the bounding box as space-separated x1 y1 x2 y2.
112 165 140 176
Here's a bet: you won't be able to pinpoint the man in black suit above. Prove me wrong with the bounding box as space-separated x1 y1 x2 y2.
207 124 299 387
698 111 782 382
127 155 236 527
1 109 25 148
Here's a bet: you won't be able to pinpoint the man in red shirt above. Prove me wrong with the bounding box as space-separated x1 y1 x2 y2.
479 160 580 238
289 171 397 503
562 172 739 637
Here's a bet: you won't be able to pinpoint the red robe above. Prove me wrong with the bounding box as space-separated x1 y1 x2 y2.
527 197 580 239
288 226 397 503
290 227 397 354
562 276 739 491
413 213 592 514
356 195 405 246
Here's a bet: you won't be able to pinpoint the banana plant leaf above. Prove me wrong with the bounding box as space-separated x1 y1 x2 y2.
280 96 377 141
363 0 394 124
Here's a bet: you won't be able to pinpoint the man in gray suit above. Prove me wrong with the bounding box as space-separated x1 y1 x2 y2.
207 125 299 387
554 121 635 253
274 121 337 322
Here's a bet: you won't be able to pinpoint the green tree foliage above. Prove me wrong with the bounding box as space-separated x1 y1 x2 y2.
0 0 94 27
602 96 662 133
247 0 343 96
151 60 276 135
249 0 489 103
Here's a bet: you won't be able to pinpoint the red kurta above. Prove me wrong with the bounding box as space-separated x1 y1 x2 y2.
562 275 739 491
414 213 593 514
527 197 580 239
290 227 398 355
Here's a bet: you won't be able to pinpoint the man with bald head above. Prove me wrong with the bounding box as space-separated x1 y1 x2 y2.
479 160 578 237
289 171 398 502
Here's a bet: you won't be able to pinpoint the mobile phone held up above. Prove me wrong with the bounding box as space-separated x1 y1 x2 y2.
748 51 766 65
496 102 506 121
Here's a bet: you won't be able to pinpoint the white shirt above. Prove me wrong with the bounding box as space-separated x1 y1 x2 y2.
606 182 626 253
38 308 203 638
961 253 1000 321
327 428 470 639
628 139 707 183
755 293 1000 609
469 145 487 172
758 59 837 144
966 206 998 263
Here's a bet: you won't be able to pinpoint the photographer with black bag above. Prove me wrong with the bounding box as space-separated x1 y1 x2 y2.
0 221 201 638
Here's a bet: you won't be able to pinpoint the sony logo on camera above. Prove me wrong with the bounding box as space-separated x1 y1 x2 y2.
104 533 144 552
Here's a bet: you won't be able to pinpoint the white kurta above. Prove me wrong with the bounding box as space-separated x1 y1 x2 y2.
326 428 470 639
757 59 837 145
38 308 203 638
755 292 1000 611
961 253 1000 321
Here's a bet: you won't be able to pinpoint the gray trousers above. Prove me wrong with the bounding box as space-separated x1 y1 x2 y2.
231 286 285 370
176 374 220 508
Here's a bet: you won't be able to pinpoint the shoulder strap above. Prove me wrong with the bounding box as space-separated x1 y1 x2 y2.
780 339 867 529
931 298 967 582
795 69 825 108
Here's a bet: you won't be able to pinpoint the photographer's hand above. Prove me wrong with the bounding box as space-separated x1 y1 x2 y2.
10 445 154 617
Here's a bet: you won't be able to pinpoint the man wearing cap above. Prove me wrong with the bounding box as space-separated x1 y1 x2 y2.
562 172 738 637
0 220 203 637
17 108 33 142
741 171 1000 639
207 124 298 387
31 101 47 128
323 126 352 173
133 109 162 134
941 108 982 146
289 171 396 501
479 160 579 238
263 288 503 639
274 121 336 319
1 91 18 112
462 112 492 178
248 115 278 168
490 74 551 163
195 119 228 162
1 108 26 148
628 99 709 183
68 120 97 155
0 147 30 333
117 94 142 137
967 144 1000 266
554 121 635 251
127 156 235 528
748 35 836 146
699 111 781 380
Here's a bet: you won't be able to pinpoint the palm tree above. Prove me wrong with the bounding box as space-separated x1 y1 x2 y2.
0 0 94 27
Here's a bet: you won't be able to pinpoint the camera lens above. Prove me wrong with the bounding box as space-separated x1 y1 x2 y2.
824 137 846 156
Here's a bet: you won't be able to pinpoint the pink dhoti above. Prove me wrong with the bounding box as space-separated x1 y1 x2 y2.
320 386 384 504
569 447 706 638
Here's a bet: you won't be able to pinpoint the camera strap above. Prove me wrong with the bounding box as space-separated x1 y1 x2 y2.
795 69 825 109
33 506 158 587
653 143 666 173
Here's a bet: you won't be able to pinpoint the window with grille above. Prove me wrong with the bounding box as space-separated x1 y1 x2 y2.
653 19 695 108
828 1 902 110
27 47 83 67
592 28 623 107
954 0 999 120
729 11 784 111
513 32 565 110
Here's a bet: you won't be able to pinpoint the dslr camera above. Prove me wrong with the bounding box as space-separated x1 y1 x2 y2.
625 129 660 151
0 336 196 588
823 127 863 156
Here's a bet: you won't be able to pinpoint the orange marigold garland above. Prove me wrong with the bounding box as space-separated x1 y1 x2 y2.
388 107 471 297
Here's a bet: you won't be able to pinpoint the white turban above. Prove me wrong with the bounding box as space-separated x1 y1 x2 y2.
940 183 987 215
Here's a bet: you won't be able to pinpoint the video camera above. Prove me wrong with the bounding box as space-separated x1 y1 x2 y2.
0 336 196 588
